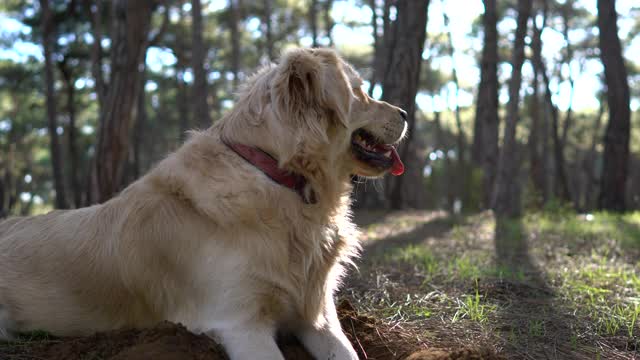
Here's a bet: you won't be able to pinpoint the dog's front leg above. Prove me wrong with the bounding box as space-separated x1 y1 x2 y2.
299 299 358 360
210 325 285 360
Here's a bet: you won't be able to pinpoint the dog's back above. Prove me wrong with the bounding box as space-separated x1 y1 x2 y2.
0 210 88 338
0 206 136 338
0 216 26 338
0 216 26 238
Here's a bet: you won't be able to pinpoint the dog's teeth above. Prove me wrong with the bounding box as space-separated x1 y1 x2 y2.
384 150 391 157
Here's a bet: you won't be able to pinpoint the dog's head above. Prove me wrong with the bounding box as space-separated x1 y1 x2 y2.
224 48 407 179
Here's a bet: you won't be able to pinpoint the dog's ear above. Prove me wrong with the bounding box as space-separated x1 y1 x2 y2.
272 49 323 121
272 49 350 129
317 51 351 128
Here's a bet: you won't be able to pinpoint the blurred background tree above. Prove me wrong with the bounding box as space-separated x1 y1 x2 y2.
0 0 639 217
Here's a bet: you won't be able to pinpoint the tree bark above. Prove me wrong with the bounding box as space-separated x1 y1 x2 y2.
85 0 106 110
95 0 155 203
381 0 430 210
443 10 468 210
131 70 147 182
262 0 274 61
433 111 454 211
191 0 211 128
597 0 631 212
550 1 573 203
369 0 392 97
0 176 5 219
528 5 546 203
177 64 190 139
40 0 68 209
531 5 568 204
581 94 605 210
491 0 532 217
309 0 319 47
528 69 544 202
5 143 16 215
229 0 242 90
58 61 82 208
474 0 499 209
323 0 334 46
367 0 379 95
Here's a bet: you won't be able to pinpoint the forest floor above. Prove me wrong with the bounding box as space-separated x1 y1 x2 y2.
1 209 639 359
342 209 640 359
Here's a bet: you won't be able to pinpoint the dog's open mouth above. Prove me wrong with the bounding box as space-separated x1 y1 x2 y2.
351 129 404 176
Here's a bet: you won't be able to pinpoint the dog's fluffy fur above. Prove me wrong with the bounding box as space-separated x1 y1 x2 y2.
0 48 406 359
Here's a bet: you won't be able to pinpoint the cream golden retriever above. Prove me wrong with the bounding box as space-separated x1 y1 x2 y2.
0 48 406 359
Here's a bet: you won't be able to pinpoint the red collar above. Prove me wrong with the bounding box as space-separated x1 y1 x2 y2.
223 139 316 204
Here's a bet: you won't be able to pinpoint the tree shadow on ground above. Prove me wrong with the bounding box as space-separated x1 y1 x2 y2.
352 210 392 228
343 213 457 303
490 216 589 359
361 214 456 257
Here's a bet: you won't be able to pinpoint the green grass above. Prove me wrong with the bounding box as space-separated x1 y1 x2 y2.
528 210 640 251
528 319 545 337
452 281 496 324
385 244 440 279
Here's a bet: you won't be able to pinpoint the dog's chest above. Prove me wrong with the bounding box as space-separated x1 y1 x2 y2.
283 222 346 320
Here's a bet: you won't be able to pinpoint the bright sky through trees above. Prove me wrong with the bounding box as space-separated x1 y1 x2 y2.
1 0 638 112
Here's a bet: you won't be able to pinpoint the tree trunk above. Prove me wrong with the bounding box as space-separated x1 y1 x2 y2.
40 0 68 209
443 10 468 211
370 0 392 98
433 111 454 211
229 0 242 90
367 0 379 95
309 0 319 47
528 68 544 202
550 2 573 203
323 0 334 46
550 91 570 201
95 0 155 203
262 0 274 61
381 0 430 210
475 0 499 209
531 4 568 204
0 142 9 218
19 157 34 216
5 143 16 215
0 176 5 219
597 0 630 212
191 0 211 128
130 69 147 182
528 6 546 203
177 65 190 139
583 95 605 210
59 62 82 208
560 1 576 152
491 0 532 217
85 0 105 110
541 94 551 202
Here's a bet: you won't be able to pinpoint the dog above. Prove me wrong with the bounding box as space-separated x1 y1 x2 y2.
0 48 407 359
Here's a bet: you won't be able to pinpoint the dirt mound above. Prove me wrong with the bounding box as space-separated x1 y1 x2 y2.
0 301 501 360
337 299 418 359
6 322 227 360
405 348 505 360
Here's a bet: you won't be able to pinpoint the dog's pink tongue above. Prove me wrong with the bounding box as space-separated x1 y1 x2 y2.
389 147 404 176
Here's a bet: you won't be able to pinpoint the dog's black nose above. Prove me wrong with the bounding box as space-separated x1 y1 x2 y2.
398 109 408 120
